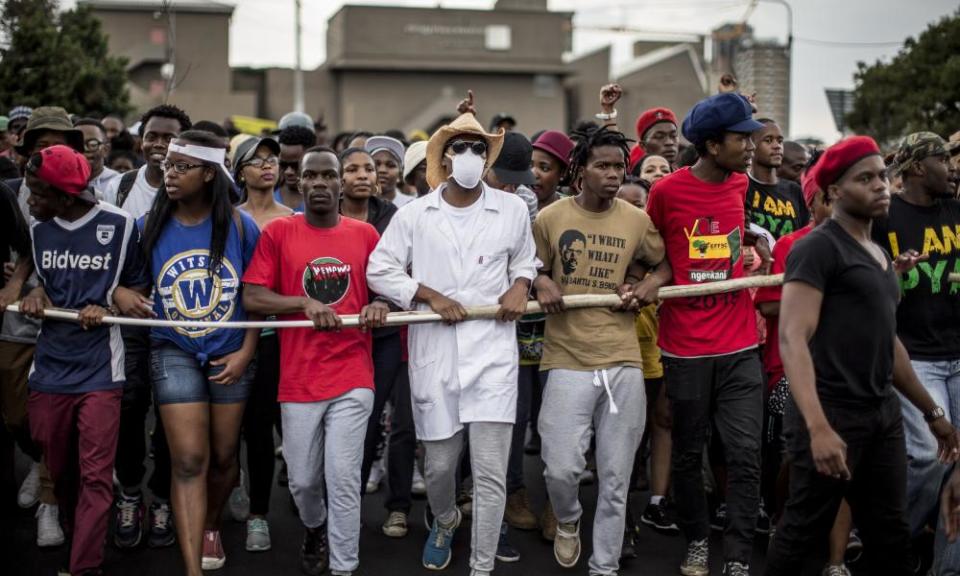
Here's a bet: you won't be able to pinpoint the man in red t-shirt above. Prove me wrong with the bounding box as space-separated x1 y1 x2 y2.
645 92 766 576
243 148 389 576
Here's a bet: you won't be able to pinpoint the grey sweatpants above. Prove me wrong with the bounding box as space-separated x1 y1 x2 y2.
424 422 513 575
539 366 647 576
281 388 374 573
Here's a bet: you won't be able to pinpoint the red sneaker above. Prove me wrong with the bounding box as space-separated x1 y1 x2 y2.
201 529 226 570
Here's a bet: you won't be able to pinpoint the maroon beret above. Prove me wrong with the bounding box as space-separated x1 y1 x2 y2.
815 136 882 192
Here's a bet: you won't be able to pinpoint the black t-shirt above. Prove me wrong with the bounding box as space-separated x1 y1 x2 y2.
786 219 900 405
747 175 810 239
872 194 960 360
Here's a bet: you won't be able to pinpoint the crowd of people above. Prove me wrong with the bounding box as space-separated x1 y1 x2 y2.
1 78 960 576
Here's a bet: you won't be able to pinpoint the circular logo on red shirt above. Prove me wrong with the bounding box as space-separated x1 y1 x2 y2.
302 257 351 305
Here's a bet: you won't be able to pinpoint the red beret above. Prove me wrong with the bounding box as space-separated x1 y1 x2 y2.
628 144 645 173
635 107 678 143
801 161 821 207
815 136 882 192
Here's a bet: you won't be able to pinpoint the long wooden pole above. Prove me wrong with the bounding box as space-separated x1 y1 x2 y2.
3 274 783 330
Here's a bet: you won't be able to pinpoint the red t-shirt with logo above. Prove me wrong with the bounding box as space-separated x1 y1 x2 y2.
754 223 813 389
646 167 758 357
242 214 379 402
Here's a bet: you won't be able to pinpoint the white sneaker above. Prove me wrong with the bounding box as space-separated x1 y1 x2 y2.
366 458 386 493
18 462 41 508
36 503 65 547
411 467 426 496
228 469 250 522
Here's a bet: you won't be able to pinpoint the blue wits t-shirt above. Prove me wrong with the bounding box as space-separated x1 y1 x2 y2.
139 210 260 363
30 203 148 393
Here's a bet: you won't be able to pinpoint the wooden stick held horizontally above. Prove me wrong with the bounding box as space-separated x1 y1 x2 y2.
4 273 784 330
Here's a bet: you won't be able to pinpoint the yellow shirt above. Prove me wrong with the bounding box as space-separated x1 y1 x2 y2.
635 304 663 379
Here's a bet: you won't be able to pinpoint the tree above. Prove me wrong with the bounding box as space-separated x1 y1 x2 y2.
847 9 960 146
0 0 130 117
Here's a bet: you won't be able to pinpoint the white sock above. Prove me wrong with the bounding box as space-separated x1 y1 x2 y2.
650 495 665 506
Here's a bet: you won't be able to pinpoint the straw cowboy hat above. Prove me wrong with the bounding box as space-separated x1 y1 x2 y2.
426 113 504 189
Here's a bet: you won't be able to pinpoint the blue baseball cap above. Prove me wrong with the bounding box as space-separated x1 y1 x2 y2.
681 93 763 145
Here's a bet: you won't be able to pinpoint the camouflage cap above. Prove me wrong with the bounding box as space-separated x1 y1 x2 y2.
893 131 948 176
948 131 960 156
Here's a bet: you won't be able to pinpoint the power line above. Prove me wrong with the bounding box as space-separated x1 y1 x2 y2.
795 36 904 48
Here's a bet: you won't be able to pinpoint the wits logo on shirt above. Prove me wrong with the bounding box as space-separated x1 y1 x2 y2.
41 250 112 270
156 249 239 337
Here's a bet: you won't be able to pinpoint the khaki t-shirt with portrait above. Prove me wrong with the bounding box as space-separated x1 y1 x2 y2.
533 197 666 371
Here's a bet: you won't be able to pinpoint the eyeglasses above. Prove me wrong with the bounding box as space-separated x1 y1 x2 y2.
447 140 488 156
161 160 205 174
84 139 104 152
244 155 279 169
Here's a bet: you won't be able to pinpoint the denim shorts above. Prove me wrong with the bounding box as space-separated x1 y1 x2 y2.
151 342 255 405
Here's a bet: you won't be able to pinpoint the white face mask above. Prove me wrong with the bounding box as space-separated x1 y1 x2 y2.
448 149 485 189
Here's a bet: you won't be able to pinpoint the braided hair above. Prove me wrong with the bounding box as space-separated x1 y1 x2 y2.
565 125 633 185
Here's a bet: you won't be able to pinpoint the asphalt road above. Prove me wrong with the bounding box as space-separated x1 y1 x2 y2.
11 442 847 576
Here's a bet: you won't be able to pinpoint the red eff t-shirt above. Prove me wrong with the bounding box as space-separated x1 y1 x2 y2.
754 223 813 389
646 167 758 357
242 215 379 402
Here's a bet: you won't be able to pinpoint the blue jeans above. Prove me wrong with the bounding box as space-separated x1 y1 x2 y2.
150 342 255 405
901 359 960 575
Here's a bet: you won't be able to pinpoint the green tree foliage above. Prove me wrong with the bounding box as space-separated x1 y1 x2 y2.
848 9 960 146
0 0 130 117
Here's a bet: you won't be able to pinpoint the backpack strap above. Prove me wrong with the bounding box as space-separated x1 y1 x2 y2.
115 170 139 208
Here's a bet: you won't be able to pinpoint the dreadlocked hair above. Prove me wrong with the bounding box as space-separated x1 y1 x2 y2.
141 130 236 276
565 125 634 185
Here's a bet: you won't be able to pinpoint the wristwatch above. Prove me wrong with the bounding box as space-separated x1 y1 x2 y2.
595 109 618 121
924 406 946 423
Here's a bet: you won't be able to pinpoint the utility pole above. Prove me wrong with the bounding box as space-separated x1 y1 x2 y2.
293 0 304 113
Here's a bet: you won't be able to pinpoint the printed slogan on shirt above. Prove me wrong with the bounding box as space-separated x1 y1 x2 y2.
557 228 627 291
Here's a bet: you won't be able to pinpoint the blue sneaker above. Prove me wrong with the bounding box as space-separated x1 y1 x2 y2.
496 522 520 563
422 509 461 570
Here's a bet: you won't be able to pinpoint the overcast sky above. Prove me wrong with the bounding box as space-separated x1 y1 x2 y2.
70 0 959 142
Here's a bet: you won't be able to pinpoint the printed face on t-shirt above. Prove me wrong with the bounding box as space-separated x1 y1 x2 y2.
559 229 586 274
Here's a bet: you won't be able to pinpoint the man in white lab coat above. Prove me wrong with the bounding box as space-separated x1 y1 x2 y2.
367 112 538 576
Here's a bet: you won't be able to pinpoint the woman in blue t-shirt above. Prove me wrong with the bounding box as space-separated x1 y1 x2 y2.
139 130 261 575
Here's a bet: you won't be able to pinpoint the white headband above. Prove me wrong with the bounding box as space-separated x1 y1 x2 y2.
167 142 234 183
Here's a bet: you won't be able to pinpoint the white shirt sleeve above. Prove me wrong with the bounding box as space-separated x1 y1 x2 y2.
366 208 420 310
507 198 540 286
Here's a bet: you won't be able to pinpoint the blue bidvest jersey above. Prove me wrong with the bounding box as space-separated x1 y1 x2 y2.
29 203 148 394
140 210 260 363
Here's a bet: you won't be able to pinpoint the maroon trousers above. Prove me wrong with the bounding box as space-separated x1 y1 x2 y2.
29 388 121 574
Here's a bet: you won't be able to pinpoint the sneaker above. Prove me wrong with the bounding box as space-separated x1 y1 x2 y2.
504 489 538 530
723 561 750 576
228 469 250 522
411 467 427 497
300 524 329 576
710 503 727 531
114 492 144 548
148 500 176 548
845 529 863 564
554 520 581 568
496 522 520 563
524 428 541 455
541 502 558 542
680 539 709 576
366 458 386 493
457 486 473 517
382 511 409 538
36 503 65 547
822 565 852 576
422 509 461 570
17 461 40 508
246 517 271 552
621 528 638 560
640 500 680 535
201 529 226 570
756 500 771 534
